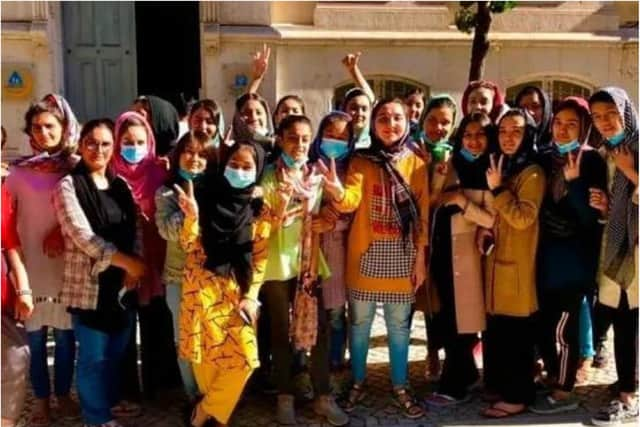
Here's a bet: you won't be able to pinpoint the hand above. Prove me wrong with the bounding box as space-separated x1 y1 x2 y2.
612 145 635 173
252 185 264 199
476 228 494 253
317 158 344 201
238 298 259 325
42 225 64 258
250 44 271 80
341 52 362 73
311 215 333 234
122 255 145 280
563 149 583 182
440 190 465 208
174 179 198 219
412 251 426 292
14 294 34 321
123 272 140 290
589 187 609 215
415 144 432 165
222 125 235 148
434 161 448 177
276 167 295 207
156 156 171 171
486 154 504 191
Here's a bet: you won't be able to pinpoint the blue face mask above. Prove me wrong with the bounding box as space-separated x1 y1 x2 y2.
554 140 580 155
177 168 202 181
320 138 350 160
281 152 307 169
120 145 148 164
607 130 625 147
224 166 256 189
459 147 481 163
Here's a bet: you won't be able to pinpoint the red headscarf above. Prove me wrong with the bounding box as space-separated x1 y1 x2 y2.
111 111 167 218
461 80 506 123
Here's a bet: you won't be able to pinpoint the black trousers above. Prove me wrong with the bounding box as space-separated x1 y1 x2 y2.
483 314 536 405
260 279 330 395
595 292 638 393
537 289 583 392
439 333 479 399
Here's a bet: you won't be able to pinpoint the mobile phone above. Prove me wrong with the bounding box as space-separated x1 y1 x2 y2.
482 236 495 256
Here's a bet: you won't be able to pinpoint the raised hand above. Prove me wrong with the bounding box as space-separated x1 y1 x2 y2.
316 158 344 201
222 125 235 147
341 52 362 73
589 187 609 215
250 44 271 80
612 144 634 173
563 148 583 182
486 153 504 190
156 155 171 171
174 179 198 219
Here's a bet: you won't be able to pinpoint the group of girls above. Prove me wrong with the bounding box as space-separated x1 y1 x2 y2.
0 49 637 427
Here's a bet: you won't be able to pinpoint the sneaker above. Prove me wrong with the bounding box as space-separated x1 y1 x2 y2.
276 394 296 425
593 344 609 369
592 399 639 426
424 392 471 408
313 394 349 426
529 394 580 414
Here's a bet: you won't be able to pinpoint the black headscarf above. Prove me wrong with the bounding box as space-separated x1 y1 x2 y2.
309 111 355 176
515 86 553 154
144 95 180 156
451 113 494 190
495 108 538 179
196 141 266 294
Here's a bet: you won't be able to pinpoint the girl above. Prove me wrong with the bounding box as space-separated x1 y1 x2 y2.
334 98 429 419
7 94 80 426
515 86 553 154
112 111 180 401
424 112 495 407
132 95 180 156
530 97 607 414
588 87 638 426
480 109 545 418
175 140 270 427
273 95 306 130
232 93 276 159
405 88 426 141
53 119 146 427
341 52 376 149
259 115 348 426
155 132 212 402
461 80 507 123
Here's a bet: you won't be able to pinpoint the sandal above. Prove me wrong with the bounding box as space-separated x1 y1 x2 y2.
343 383 366 413
392 388 425 419
481 402 526 418
110 400 142 418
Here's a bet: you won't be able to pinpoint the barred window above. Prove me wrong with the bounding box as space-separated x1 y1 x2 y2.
506 78 593 111
333 76 430 109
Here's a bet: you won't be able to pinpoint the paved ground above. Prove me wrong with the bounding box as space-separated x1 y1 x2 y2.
18 309 622 427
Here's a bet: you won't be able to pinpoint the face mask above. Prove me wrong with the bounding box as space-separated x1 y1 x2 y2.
253 127 268 137
607 130 625 147
281 152 307 170
224 166 256 189
320 138 349 160
178 168 202 181
120 145 147 164
459 147 481 163
554 140 580 155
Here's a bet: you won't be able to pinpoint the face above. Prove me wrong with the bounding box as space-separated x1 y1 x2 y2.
405 94 424 123
423 106 454 142
462 121 488 156
189 107 218 140
241 99 268 133
345 95 371 132
227 145 256 172
552 108 581 144
498 115 526 155
178 140 207 174
279 122 312 161
275 99 304 127
120 125 148 150
467 87 495 116
322 119 350 142
591 101 624 139
374 102 407 147
79 126 114 171
519 91 543 126
31 112 64 153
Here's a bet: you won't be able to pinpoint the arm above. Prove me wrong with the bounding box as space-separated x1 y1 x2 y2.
342 52 375 103
332 159 364 214
462 191 496 229
178 213 200 253
247 44 270 95
413 160 430 249
566 153 608 228
245 206 273 301
492 167 546 231
155 187 185 242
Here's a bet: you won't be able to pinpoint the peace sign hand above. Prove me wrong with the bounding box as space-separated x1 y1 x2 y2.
250 44 271 80
222 125 234 148
563 149 583 182
174 180 198 219
612 144 634 173
341 52 362 72
486 154 504 190
317 158 345 201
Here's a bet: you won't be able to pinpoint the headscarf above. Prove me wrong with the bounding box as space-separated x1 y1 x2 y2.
341 87 373 149
143 95 180 157
451 113 493 190
309 111 355 176
188 98 226 149
495 108 538 179
232 93 276 158
111 111 168 218
419 94 458 162
589 87 639 287
358 100 420 240
515 85 553 154
196 141 266 294
462 80 506 123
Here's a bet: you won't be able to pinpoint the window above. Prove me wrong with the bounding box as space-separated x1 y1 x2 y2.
506 78 593 111
333 76 430 109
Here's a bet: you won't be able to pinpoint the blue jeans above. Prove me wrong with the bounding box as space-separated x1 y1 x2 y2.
349 299 411 388
165 284 199 400
579 296 595 359
27 327 75 399
73 314 133 425
328 306 347 367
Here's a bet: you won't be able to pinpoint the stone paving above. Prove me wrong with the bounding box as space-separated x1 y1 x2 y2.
17 309 623 427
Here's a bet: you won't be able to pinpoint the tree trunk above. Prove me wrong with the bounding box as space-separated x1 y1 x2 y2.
468 1 492 82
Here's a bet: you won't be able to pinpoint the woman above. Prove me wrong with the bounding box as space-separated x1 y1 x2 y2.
232 93 275 160
188 99 225 168
530 97 607 414
424 112 495 407
341 87 373 149
480 109 546 418
6 94 80 425
334 98 429 419
515 85 553 154
461 80 508 123
132 95 180 156
53 119 146 427
176 141 269 427
588 87 638 426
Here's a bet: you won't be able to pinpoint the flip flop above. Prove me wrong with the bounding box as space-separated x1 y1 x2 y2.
481 403 526 418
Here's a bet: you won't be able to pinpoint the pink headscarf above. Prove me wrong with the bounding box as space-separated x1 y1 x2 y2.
461 80 506 123
111 111 167 218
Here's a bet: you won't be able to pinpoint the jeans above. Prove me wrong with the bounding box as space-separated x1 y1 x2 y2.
73 313 133 425
579 296 595 359
27 326 75 399
327 306 347 367
349 299 411 388
166 284 199 400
